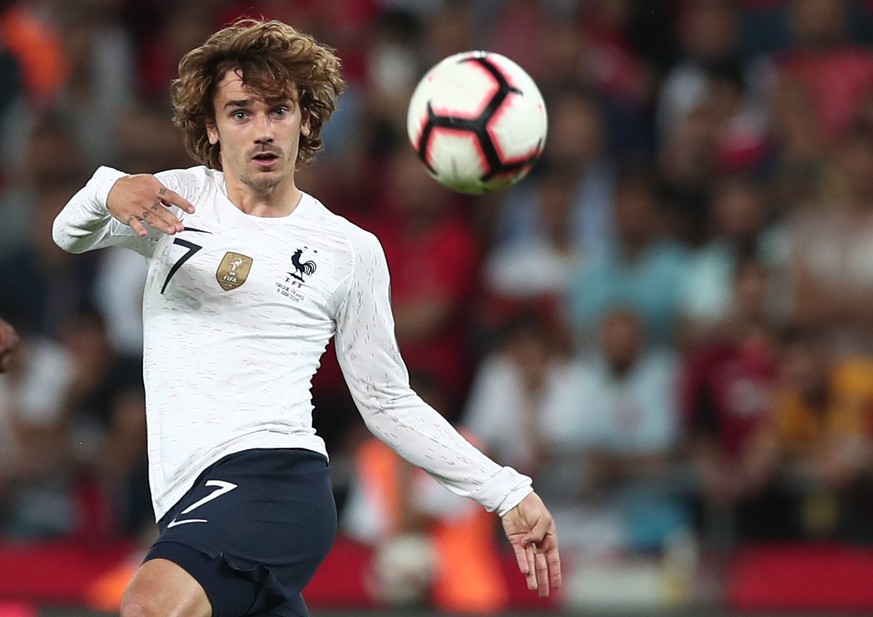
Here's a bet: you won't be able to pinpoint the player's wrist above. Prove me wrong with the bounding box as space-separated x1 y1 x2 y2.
93 166 130 215
471 466 533 516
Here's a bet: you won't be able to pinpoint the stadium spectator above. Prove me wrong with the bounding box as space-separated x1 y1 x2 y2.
566 166 689 350
657 102 720 246
0 320 76 538
53 0 136 169
680 174 785 344
784 126 873 355
462 314 577 484
0 121 97 338
563 308 687 553
680 308 781 543
56 306 149 538
477 160 582 355
496 86 617 256
656 0 772 152
763 74 830 215
749 327 873 542
770 0 873 143
0 109 92 260
485 161 586 302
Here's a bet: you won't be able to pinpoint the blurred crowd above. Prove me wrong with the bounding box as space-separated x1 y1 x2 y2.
4 0 873 612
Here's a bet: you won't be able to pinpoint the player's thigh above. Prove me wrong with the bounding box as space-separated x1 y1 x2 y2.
121 557 211 617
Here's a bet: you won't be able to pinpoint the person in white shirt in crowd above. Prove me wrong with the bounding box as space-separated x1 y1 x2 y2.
0 316 75 538
52 18 560 617
565 308 687 553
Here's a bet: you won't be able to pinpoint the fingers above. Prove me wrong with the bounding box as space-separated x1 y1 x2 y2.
522 524 562 597
108 175 196 237
525 544 537 591
504 493 562 598
547 542 562 590
534 546 550 596
159 186 196 214
126 214 151 238
143 202 185 234
511 541 529 576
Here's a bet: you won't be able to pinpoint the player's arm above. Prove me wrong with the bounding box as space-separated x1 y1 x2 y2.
52 166 196 256
333 230 560 596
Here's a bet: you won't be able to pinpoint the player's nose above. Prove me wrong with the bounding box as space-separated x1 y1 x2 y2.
253 112 274 142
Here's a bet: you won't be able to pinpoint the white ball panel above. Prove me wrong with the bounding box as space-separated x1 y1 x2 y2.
424 129 488 193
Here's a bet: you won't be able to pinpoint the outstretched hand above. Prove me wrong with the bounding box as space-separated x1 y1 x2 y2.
0 318 19 373
501 491 561 597
107 174 196 237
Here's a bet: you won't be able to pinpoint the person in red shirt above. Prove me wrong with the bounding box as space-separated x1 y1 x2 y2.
680 258 785 542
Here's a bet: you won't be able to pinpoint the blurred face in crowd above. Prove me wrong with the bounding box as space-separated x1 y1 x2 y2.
733 260 770 320
537 167 577 241
505 324 551 392
779 337 830 404
206 69 310 193
790 0 848 51
660 105 718 185
26 123 83 185
712 176 765 239
538 19 585 86
613 176 659 251
770 78 820 156
386 148 450 226
679 0 739 60
601 310 642 377
839 133 873 204
547 92 604 166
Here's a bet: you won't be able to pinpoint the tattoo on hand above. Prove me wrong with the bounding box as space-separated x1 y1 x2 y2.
142 210 151 220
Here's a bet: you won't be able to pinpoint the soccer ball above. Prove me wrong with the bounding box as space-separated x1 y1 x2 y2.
407 50 548 195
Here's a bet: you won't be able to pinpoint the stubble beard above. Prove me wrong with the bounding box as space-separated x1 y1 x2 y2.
242 173 283 193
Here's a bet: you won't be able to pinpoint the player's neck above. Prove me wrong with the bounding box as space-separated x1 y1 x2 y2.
224 173 303 218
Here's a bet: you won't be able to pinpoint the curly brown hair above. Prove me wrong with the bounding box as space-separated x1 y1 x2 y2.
171 19 345 170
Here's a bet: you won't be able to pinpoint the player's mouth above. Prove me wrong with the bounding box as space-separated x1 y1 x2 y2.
252 152 280 168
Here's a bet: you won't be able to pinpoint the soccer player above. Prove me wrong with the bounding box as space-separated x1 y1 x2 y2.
52 18 560 617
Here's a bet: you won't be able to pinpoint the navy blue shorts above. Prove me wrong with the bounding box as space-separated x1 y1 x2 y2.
144 448 336 617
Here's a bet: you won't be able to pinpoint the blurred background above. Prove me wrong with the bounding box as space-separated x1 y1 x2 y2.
3 0 873 615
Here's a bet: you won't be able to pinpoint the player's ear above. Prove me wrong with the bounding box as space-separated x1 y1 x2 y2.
300 111 311 137
206 118 220 145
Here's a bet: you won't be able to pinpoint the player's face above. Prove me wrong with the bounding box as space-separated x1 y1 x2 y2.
206 70 311 193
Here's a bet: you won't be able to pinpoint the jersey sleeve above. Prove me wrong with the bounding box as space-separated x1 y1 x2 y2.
334 229 533 516
52 166 195 258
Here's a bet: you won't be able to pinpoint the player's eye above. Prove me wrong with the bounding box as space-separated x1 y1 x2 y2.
232 110 248 120
272 107 289 117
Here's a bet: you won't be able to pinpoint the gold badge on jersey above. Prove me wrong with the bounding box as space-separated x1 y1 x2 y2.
216 252 253 291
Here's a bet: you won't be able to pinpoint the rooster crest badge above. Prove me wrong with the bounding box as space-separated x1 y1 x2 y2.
288 247 318 283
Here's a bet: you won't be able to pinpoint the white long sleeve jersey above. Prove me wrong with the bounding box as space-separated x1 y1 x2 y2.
53 166 533 521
